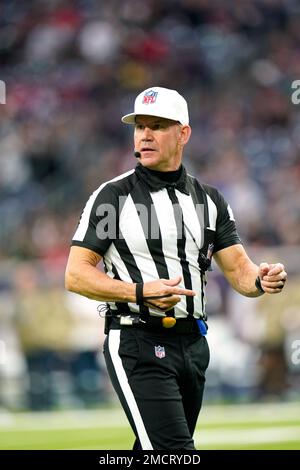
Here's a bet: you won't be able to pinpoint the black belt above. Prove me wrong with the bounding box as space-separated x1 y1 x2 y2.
109 315 201 334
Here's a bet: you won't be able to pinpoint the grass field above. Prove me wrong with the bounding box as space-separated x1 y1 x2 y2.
0 402 299 450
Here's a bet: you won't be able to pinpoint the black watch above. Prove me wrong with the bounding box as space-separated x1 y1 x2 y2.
255 276 265 294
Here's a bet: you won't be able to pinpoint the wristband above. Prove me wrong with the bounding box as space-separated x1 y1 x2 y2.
136 283 144 305
255 276 265 294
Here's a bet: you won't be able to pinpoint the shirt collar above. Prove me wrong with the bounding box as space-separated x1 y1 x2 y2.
135 163 190 195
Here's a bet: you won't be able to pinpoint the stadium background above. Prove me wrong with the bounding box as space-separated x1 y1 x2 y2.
0 0 299 449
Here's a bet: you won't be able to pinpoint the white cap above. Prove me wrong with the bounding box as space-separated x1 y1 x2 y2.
121 86 189 125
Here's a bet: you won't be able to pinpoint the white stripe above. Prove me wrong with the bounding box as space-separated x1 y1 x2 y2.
175 190 203 316
194 426 300 446
108 329 153 450
175 190 203 250
118 194 166 316
2 402 300 430
206 194 217 231
104 247 139 312
119 194 161 282
72 169 135 242
227 204 235 221
105 245 133 283
150 190 187 317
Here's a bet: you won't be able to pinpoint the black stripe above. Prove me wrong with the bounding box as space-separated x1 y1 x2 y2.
187 177 210 318
130 182 175 317
114 237 149 316
166 187 194 316
130 182 169 278
188 177 209 230
111 262 131 314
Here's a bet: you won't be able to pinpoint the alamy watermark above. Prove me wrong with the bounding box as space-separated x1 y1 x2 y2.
95 199 205 244
0 80 6 104
291 339 300 365
291 80 300 104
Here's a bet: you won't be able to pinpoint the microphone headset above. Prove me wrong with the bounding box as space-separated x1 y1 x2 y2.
134 151 141 158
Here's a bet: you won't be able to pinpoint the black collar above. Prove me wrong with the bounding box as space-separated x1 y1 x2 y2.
135 163 190 195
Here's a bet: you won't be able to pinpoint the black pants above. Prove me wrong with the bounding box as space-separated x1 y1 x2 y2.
103 324 210 450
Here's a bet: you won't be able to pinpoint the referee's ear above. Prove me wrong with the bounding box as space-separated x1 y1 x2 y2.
178 125 191 147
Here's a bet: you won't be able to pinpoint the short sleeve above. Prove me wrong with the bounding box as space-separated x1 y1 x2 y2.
71 183 119 256
213 191 242 253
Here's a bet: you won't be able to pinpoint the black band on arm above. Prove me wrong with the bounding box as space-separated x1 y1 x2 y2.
136 283 144 305
255 276 265 294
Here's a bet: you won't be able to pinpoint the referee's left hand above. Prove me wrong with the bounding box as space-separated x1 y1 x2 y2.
258 262 287 294
142 275 196 311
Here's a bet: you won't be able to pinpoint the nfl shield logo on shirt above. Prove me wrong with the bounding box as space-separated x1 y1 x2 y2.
155 345 165 359
143 90 158 104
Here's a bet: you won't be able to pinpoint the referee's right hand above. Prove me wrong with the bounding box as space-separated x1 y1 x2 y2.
142 276 196 311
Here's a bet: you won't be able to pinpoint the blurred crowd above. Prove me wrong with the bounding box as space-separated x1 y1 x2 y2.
1 0 300 409
1 0 300 263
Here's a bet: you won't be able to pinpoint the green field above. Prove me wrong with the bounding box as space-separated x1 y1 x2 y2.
0 402 299 450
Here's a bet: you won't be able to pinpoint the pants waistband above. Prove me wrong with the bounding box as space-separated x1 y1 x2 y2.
108 315 202 334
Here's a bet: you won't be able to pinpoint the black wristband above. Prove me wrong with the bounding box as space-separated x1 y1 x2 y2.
255 276 265 294
136 283 144 305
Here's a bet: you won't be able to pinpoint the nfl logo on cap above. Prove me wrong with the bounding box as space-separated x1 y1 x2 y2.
121 86 189 125
154 345 165 359
142 90 158 104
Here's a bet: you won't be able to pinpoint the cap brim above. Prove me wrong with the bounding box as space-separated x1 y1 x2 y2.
121 113 136 124
121 111 186 125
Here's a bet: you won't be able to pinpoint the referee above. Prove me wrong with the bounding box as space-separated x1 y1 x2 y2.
65 86 287 450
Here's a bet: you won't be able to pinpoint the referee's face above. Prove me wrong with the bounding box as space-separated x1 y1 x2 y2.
134 115 191 171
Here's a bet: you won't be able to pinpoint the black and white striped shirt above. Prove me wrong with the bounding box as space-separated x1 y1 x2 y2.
72 164 241 319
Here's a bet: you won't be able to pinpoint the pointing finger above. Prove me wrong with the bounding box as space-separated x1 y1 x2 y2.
162 276 182 287
171 288 196 296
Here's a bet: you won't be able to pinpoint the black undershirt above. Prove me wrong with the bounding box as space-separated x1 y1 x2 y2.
145 165 183 183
